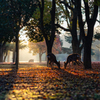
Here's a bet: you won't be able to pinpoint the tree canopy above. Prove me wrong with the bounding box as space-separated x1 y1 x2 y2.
0 0 38 69
25 0 52 42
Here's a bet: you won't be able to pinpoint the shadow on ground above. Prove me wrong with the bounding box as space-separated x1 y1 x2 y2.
0 66 17 100
0 63 100 100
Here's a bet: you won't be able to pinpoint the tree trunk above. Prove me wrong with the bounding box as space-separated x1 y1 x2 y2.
39 53 42 63
47 42 52 54
83 25 93 69
72 39 82 55
13 47 16 63
83 38 92 69
83 0 98 69
71 7 83 55
3 52 8 62
46 42 53 66
39 0 55 66
46 0 55 67
0 47 3 62
46 0 55 55
15 35 19 70
7 51 10 62
3 56 6 62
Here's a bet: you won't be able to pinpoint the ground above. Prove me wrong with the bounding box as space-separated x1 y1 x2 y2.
0 62 100 100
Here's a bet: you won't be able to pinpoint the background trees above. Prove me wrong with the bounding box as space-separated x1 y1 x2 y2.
28 41 46 63
0 1 14 62
28 35 62 62
3 41 27 62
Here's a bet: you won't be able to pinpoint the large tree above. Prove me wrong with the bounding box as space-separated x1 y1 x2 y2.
56 0 99 69
0 0 37 70
0 1 14 62
25 0 57 55
37 0 56 54
55 0 84 55
77 0 98 69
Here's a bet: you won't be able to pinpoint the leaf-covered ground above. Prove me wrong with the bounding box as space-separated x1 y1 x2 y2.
0 62 100 100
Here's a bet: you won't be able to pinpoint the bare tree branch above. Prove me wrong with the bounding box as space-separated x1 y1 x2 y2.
59 0 74 11
55 24 71 32
96 19 100 23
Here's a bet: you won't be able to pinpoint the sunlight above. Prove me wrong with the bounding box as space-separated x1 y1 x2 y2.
19 28 29 43
0 64 100 99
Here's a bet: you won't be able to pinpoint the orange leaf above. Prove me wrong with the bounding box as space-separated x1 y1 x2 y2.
56 84 58 87
43 96 46 99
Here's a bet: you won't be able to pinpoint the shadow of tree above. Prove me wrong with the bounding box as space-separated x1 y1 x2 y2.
0 65 17 99
0 64 99 99
49 67 100 99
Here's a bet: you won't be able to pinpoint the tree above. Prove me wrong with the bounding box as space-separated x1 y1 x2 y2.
28 41 46 62
34 0 56 54
28 35 62 62
3 41 27 62
0 1 14 62
0 0 38 70
77 0 98 69
56 0 99 69
25 0 60 65
55 0 83 55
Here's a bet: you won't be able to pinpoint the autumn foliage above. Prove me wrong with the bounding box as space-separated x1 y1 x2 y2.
0 62 100 99
28 35 62 55
28 35 62 62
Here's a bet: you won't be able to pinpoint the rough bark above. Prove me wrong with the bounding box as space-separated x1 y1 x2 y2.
83 1 98 69
4 52 8 62
58 0 83 55
46 41 52 54
13 47 16 63
83 37 92 69
83 21 94 69
38 0 56 66
76 0 98 69
39 0 55 54
0 43 6 62
71 5 83 55
0 47 3 62
15 35 19 70
50 0 55 53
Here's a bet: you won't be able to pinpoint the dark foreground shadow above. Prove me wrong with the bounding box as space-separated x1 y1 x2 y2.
0 64 99 100
0 65 17 100
50 67 100 100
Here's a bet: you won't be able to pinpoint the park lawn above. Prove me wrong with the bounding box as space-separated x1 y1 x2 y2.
0 63 100 100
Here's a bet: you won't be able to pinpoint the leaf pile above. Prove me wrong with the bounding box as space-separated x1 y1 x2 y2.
0 63 100 100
